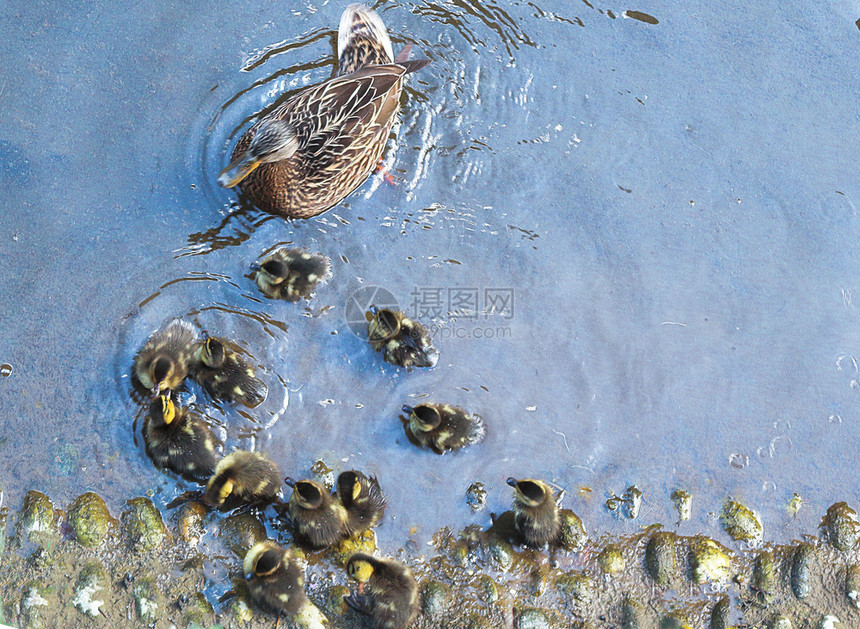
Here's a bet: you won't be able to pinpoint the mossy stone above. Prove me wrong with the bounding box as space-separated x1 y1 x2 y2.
176 500 207 546
73 562 107 618
181 592 214 625
558 509 587 550
555 572 592 606
474 574 499 603
421 580 451 619
66 492 112 548
18 491 55 539
598 544 625 574
122 497 166 552
331 529 377 565
516 608 552 629
821 502 860 551
133 577 160 625
321 584 351 617
720 499 763 542
690 536 732 585
220 512 266 558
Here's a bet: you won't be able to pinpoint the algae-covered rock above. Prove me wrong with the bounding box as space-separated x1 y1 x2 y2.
488 537 514 572
21 583 51 629
645 531 678 586
623 485 643 519
226 579 255 623
720 498 763 542
820 502 860 551
598 544 624 574
621 596 643 629
752 550 775 603
474 574 499 604
122 497 166 552
220 512 267 558
847 564 860 608
133 577 160 625
66 492 112 548
516 608 552 629
555 572 593 607
18 491 55 539
690 536 732 585
421 580 451 619
790 543 814 599
709 594 729 629
671 489 692 522
73 562 107 618
176 500 207 546
466 482 488 513
180 592 214 625
768 616 792 629
331 528 376 565
321 584 351 617
558 509 587 551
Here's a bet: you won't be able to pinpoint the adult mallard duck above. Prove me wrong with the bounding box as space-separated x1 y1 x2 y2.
218 4 430 218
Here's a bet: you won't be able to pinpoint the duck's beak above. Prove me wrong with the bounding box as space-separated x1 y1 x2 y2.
506 477 518 488
250 262 261 272
401 404 414 415
218 154 261 188
284 477 296 488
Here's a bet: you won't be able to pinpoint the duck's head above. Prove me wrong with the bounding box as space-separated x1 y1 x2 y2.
204 472 236 507
290 480 325 510
368 308 402 342
346 553 375 583
148 395 176 428
337 471 364 506
402 404 441 432
255 259 289 286
218 120 299 188
199 337 226 369
148 354 177 396
507 478 549 508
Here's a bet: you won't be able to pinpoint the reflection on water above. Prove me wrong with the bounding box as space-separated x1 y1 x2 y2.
2 0 860 582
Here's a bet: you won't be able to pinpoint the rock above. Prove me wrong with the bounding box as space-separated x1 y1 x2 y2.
558 509 587 551
645 531 678 586
487 537 514 572
752 550 775 603
66 492 112 548
321 584 351 617
421 580 451 619
466 482 488 513
73 562 107 618
598 544 624 574
819 616 840 629
720 499 763 542
133 577 160 626
661 612 692 629
474 575 499 604
846 564 860 608
175 500 207 546
671 489 692 522
790 543 814 599
709 594 729 629
309 459 334 488
220 512 266 558
623 486 642 519
180 592 214 625
621 596 643 629
690 536 732 585
17 491 55 539
21 583 51 629
555 572 592 607
121 497 166 552
820 502 860 551
768 616 792 629
515 608 551 629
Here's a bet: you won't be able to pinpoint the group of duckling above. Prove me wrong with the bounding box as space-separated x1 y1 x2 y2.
126 4 569 627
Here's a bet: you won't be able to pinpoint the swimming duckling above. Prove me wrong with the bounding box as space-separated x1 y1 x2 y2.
203 450 281 511
401 403 485 454
143 396 221 482
507 477 562 548
367 307 438 369
286 479 348 549
133 320 198 395
345 553 418 629
253 247 332 302
243 540 328 626
336 471 386 535
192 336 267 408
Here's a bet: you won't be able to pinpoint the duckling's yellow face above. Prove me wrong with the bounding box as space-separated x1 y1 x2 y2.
215 478 235 504
347 558 374 583
201 338 226 368
158 396 176 425
352 478 362 501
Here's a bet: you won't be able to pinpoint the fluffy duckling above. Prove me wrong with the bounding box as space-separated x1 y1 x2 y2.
192 336 267 408
253 247 332 302
243 540 328 626
203 450 281 511
133 320 198 395
336 471 386 535
367 307 438 369
345 553 418 629
507 477 562 548
143 396 221 482
286 479 348 549
401 403 485 454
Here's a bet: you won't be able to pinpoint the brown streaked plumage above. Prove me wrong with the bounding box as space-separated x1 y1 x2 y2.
218 5 429 219
192 336 267 408
345 553 418 629
507 477 562 548
401 402 485 454
203 450 281 512
336 470 386 535
367 307 438 369
143 396 221 482
253 247 332 302
286 479 349 549
133 320 198 395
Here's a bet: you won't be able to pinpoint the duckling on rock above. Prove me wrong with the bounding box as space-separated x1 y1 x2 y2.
252 247 332 302
192 336 267 407
367 307 438 369
243 540 328 627
507 477 563 548
133 319 199 395
143 396 221 482
401 403 485 454
203 450 281 511
345 552 418 629
336 471 386 535
286 479 348 549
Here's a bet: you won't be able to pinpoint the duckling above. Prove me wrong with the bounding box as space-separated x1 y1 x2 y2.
133 319 198 395
345 553 418 629
507 477 562 548
243 540 328 626
203 450 281 511
143 396 221 482
253 247 332 302
367 307 438 369
336 471 386 534
401 403 485 454
286 479 348 549
192 336 267 408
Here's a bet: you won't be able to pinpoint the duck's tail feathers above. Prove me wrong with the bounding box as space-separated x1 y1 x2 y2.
338 4 394 63
395 43 431 74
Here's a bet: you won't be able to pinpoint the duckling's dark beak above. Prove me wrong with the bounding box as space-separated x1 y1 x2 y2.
152 384 161 399
401 404 413 415
250 262 261 272
506 477 518 488
368 305 379 315
284 477 296 488
244 570 253 581
218 154 261 188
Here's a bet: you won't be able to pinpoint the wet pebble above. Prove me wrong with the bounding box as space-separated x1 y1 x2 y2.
175 500 206 546
17 491 55 539
661 612 692 629
309 459 335 488
820 502 860 551
487 538 514 572
709 594 729 629
846 564 860 608
132 576 160 625
752 550 776 603
555 572 592 607
557 509 587 550
66 492 112 548
320 584 351 617
227 580 255 622
474 574 499 604
768 616 793 629
621 596 643 629
180 592 214 625
671 489 692 522
219 512 267 558
598 543 624 574
121 497 166 552
466 482 487 512
720 498 763 542
421 580 451 619
645 531 678 586
72 562 107 618
819 617 841 629
690 536 732 585
790 543 815 599
623 485 642 519
515 608 551 629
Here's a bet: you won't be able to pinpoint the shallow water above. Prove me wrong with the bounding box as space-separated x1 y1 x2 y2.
1 0 860 559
